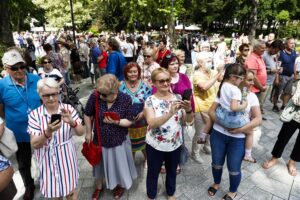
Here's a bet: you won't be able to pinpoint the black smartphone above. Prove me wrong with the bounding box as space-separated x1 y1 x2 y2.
182 89 192 101
50 114 61 123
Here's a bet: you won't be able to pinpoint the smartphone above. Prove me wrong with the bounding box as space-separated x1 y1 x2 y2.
103 112 120 121
50 114 61 123
182 89 192 101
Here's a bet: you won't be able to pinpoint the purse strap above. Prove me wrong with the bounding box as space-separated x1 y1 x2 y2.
94 91 101 146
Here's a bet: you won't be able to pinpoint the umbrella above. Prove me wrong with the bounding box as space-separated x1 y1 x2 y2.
175 24 184 30
185 25 201 31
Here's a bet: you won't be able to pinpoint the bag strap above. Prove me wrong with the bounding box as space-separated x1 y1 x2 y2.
94 91 101 146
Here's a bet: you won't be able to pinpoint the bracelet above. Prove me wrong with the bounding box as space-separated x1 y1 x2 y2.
44 130 51 139
186 109 193 114
71 121 78 128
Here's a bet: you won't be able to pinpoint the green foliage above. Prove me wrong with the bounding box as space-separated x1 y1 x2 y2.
277 23 300 38
276 10 290 22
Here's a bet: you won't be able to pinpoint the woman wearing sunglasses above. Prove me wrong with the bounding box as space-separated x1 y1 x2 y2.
140 48 160 86
236 44 250 66
144 68 194 200
84 74 137 200
28 78 84 199
38 55 65 87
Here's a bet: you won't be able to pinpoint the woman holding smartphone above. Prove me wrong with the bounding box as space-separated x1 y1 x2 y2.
84 74 137 200
144 68 194 200
28 78 84 199
119 62 152 168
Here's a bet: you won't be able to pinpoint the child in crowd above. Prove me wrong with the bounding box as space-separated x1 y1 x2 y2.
198 64 256 163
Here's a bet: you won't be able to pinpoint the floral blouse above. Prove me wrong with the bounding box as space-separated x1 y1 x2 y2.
145 95 183 152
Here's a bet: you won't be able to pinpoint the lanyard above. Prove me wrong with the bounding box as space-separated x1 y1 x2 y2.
10 76 30 111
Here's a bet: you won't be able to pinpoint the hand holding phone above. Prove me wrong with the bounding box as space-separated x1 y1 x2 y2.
103 112 120 121
182 89 192 101
51 114 61 124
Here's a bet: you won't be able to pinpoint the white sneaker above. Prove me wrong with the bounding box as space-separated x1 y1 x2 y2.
202 145 211 154
191 153 203 164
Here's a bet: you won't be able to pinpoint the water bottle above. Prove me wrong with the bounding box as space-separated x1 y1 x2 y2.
242 87 248 101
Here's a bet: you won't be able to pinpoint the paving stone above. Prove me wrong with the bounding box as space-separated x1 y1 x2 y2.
291 180 300 198
242 186 273 200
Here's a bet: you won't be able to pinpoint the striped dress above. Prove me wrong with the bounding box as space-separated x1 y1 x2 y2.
27 103 81 198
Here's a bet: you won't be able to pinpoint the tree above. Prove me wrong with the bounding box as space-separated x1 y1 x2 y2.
0 0 14 48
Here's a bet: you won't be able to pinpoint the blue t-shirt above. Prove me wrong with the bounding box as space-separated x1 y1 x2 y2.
91 47 101 64
279 50 297 76
0 74 41 142
107 51 127 81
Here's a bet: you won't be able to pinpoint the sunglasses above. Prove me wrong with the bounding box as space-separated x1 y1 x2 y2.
99 92 111 98
143 55 151 58
165 53 176 59
43 61 52 64
8 65 26 71
232 75 244 81
42 92 59 98
156 78 171 84
243 49 250 52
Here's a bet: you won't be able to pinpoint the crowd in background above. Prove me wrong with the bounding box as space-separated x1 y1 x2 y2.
0 29 299 200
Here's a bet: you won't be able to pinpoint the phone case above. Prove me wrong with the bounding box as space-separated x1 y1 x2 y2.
103 112 120 121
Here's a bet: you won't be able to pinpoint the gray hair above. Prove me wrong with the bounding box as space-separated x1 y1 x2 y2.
37 78 59 96
143 48 154 58
195 52 212 69
253 40 266 49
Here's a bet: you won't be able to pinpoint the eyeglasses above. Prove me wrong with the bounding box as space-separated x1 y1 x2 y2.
243 49 250 52
42 92 59 98
156 78 171 84
43 61 52 64
8 65 26 71
143 55 151 58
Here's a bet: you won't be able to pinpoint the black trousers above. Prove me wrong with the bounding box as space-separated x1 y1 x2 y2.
272 120 300 161
16 142 34 187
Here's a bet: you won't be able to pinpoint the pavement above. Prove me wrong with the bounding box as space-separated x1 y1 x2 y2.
11 78 300 200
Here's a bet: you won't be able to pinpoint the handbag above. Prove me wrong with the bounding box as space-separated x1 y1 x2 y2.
31 154 39 181
280 99 300 122
81 91 102 167
0 127 18 158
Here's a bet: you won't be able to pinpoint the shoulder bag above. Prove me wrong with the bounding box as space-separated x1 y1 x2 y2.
280 99 300 122
81 91 102 167
0 127 18 158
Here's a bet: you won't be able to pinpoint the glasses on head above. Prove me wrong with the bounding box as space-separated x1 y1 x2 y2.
232 75 244 81
243 49 250 52
156 78 171 84
43 61 52 64
143 55 151 58
8 65 26 71
165 53 176 59
42 92 59 98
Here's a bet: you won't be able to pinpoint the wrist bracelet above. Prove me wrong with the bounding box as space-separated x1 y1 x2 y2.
71 121 78 128
44 130 51 139
186 109 193 114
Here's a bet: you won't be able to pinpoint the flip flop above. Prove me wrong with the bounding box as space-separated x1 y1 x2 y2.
222 193 237 200
262 160 276 169
207 186 218 197
243 156 257 163
287 164 297 176
92 188 104 200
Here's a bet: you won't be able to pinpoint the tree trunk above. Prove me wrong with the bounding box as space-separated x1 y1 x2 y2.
249 0 259 44
0 0 14 47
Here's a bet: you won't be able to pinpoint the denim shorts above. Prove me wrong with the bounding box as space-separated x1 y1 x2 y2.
216 106 249 129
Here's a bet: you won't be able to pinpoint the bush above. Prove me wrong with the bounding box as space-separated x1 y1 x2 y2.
277 23 300 39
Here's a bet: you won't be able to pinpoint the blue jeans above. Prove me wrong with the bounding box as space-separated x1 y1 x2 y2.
210 129 245 192
215 105 249 129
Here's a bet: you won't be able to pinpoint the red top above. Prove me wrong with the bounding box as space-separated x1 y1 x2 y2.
98 51 108 69
156 49 171 64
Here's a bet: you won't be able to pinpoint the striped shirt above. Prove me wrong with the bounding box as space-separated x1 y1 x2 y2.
28 103 81 198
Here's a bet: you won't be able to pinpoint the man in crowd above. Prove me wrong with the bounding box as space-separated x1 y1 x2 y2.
262 40 283 112
156 38 171 65
276 38 298 110
245 40 267 118
0 49 41 200
89 39 102 85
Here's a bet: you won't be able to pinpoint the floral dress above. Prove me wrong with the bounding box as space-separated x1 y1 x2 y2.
119 80 152 152
144 95 183 152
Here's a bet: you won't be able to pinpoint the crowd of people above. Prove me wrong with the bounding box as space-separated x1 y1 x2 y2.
0 30 299 200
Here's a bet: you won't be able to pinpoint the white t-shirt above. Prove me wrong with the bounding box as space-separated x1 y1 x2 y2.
124 43 134 57
38 68 63 83
214 92 259 138
219 82 242 110
295 56 300 72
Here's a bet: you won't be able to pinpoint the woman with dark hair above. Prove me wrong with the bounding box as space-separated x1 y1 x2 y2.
156 38 171 65
42 43 64 73
119 62 152 167
106 38 127 81
235 43 250 66
207 68 262 200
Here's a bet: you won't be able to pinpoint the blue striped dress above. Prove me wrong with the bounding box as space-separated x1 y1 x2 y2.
27 103 81 198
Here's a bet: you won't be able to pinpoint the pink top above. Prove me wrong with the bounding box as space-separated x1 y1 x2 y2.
245 52 267 93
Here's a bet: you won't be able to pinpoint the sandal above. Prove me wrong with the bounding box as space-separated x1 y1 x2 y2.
287 164 298 176
92 188 104 200
207 186 218 197
113 186 124 199
197 138 206 144
160 165 166 174
243 156 257 163
262 159 277 169
222 193 237 200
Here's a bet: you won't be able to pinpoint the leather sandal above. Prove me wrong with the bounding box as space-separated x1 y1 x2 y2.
207 186 218 197
92 188 104 200
113 186 124 199
222 193 237 200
